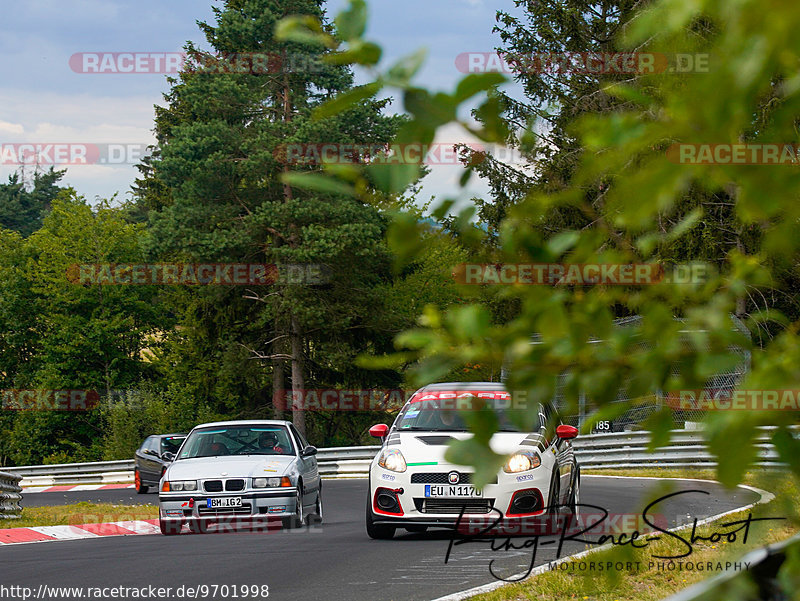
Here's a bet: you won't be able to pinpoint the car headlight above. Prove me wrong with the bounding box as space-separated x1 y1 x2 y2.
253 477 292 488
378 448 407 473
164 480 197 491
504 450 541 473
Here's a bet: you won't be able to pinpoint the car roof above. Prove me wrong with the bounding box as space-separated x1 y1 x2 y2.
190 420 293 430
416 381 507 392
159 433 187 438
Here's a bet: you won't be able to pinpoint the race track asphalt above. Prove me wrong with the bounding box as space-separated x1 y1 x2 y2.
3 477 761 601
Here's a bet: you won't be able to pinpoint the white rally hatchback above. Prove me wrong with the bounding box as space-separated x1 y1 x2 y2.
365 382 579 539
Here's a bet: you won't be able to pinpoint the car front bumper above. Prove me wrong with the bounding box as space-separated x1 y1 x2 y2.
159 489 297 522
369 464 552 527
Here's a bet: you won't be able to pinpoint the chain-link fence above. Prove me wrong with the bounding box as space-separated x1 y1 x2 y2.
516 314 751 432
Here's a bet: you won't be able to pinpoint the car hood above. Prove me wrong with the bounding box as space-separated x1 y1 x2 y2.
166 455 296 480
388 431 535 465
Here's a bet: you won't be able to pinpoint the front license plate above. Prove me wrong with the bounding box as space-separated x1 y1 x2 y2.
207 497 242 508
424 485 482 497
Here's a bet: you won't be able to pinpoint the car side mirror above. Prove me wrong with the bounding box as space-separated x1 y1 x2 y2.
300 445 317 457
369 424 389 438
162 451 175 462
556 425 578 439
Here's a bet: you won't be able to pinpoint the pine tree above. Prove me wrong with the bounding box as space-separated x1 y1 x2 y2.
0 168 66 236
467 1 786 328
134 0 402 435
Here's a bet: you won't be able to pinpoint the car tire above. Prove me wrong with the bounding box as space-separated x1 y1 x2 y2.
546 471 561 516
159 518 181 535
283 487 304 529
568 468 581 514
135 468 148 494
365 491 395 539
307 484 323 525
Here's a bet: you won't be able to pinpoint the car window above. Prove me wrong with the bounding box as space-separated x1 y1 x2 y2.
392 391 537 433
161 436 185 455
177 425 295 459
289 424 308 449
142 436 157 452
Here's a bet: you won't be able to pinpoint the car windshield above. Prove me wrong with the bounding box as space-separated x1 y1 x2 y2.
161 436 185 455
177 425 295 459
393 392 537 432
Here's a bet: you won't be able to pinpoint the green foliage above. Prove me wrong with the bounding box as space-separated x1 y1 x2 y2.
0 192 165 464
283 0 800 494
295 3 800 590
0 168 66 237
100 385 223 460
132 0 414 438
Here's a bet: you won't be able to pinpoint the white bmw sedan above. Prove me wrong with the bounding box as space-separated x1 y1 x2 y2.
158 420 322 534
366 382 579 539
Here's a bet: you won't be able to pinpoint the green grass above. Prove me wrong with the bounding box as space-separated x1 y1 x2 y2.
583 468 755 483
471 469 800 601
0 502 157 529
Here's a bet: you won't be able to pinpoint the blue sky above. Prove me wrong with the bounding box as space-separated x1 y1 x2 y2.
0 0 522 205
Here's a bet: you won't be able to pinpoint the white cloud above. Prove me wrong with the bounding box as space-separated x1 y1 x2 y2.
0 89 159 133
0 89 158 202
415 122 490 212
0 121 24 136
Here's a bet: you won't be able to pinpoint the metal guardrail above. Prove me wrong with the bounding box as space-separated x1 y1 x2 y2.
5 459 134 478
571 426 794 469
5 448 381 479
3 447 383 487
665 532 800 601
0 471 23 519
4 427 794 487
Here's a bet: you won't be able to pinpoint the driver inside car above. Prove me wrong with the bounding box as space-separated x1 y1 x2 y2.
208 441 230 455
257 431 285 454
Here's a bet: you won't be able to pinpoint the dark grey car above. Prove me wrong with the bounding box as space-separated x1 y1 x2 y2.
134 433 187 493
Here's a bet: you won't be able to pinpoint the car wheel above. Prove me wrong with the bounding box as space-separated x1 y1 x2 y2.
365 491 395 539
159 518 181 535
135 468 148 494
546 472 561 516
307 484 323 525
283 487 304 529
568 468 581 514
